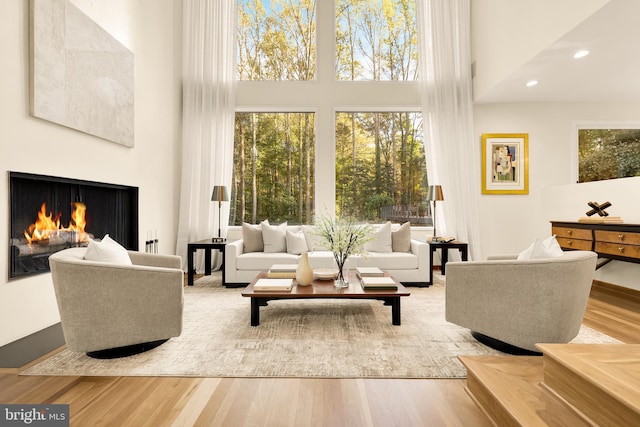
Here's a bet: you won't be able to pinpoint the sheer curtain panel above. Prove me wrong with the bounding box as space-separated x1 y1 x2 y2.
176 0 237 272
417 0 482 261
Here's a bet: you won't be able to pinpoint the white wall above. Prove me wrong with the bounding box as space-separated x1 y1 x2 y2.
0 1 182 347
474 102 640 290
471 0 609 101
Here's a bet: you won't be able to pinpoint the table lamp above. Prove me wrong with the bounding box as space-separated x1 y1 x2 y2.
427 185 444 242
211 185 229 242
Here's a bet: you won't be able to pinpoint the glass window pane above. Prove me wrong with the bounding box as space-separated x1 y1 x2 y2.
336 0 418 81
232 112 315 224
335 112 428 223
578 128 640 183
237 0 316 81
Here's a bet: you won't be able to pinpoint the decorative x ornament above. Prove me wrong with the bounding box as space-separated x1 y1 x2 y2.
586 201 612 217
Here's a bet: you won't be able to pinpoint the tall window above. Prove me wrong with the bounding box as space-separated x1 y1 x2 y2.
237 0 316 80
232 113 315 225
235 0 424 224
336 0 418 81
336 112 426 223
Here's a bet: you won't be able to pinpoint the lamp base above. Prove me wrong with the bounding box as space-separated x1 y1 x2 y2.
211 237 226 243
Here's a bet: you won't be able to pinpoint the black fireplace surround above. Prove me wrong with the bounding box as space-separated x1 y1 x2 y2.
9 171 139 279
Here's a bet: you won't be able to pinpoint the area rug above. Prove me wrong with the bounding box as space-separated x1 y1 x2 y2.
22 273 621 379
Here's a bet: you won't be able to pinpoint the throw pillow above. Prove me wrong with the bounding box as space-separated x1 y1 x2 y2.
391 221 411 252
302 225 327 251
242 222 264 253
84 234 132 265
517 235 564 260
286 229 309 255
364 222 393 253
262 221 288 253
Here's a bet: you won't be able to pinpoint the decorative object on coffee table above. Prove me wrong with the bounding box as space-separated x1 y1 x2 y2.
211 185 229 242
314 215 373 288
296 252 314 286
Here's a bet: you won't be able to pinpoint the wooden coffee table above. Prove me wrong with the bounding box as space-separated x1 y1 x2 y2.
241 271 410 326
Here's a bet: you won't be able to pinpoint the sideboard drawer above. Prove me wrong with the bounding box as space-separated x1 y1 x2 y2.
552 226 592 241
595 230 640 246
556 237 593 251
595 242 640 259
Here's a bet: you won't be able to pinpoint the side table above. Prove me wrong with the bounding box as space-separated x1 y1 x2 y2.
187 239 226 286
428 240 468 285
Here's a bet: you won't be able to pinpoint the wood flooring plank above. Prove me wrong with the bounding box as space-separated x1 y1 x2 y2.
171 378 219 427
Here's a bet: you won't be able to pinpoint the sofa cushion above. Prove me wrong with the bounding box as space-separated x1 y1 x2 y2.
308 251 343 269
242 222 264 253
263 221 288 253
364 222 393 253
84 234 132 265
302 225 328 251
391 221 411 253
358 252 418 270
237 252 298 270
286 229 308 255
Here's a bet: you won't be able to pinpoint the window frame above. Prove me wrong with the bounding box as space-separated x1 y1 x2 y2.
235 0 422 220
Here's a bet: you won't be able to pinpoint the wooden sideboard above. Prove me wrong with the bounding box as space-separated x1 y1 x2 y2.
551 221 640 265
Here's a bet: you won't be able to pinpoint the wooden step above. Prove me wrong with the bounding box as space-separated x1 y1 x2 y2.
537 343 640 427
459 355 591 426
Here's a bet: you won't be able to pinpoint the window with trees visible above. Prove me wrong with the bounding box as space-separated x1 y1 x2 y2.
231 113 315 225
336 0 418 81
578 127 640 183
235 0 426 225
336 112 427 222
237 0 316 80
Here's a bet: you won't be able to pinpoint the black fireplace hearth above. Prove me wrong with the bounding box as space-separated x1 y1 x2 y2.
9 171 139 279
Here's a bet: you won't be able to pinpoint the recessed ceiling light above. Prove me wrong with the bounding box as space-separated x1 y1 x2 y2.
526 80 538 87
573 50 590 59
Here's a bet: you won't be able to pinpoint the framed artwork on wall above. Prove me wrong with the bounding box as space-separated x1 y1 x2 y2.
481 133 529 195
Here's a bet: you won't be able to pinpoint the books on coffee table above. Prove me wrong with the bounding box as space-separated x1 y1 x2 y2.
267 264 297 279
359 276 397 290
253 278 293 291
356 266 384 277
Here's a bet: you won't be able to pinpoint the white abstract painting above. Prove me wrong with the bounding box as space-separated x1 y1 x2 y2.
30 0 134 147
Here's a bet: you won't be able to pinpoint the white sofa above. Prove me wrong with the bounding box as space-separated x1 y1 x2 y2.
224 222 430 287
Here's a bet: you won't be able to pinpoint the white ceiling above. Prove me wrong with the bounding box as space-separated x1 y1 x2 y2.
474 0 640 104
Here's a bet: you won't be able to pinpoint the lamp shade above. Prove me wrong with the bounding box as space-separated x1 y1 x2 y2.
426 185 444 201
211 185 229 202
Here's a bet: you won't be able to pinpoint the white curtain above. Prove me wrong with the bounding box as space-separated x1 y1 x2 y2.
416 0 482 260
176 0 237 272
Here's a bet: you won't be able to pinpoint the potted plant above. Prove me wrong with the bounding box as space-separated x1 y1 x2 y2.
314 215 373 288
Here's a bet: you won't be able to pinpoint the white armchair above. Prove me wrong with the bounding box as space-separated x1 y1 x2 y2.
49 247 184 357
445 250 597 353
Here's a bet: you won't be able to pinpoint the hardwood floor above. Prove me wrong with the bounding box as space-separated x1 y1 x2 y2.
2 279 638 427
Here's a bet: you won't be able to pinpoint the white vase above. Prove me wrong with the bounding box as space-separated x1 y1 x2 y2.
296 252 314 286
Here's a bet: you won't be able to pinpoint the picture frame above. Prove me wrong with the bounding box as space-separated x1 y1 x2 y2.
481 133 529 195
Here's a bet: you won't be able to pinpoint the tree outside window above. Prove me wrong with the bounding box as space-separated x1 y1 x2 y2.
336 112 427 223
232 113 315 225
578 128 640 183
237 0 316 81
235 0 425 225
336 0 418 81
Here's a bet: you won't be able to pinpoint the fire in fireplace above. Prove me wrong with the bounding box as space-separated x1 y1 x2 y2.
9 171 139 279
23 202 91 245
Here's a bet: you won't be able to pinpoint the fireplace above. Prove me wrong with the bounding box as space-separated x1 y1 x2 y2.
9 171 139 279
